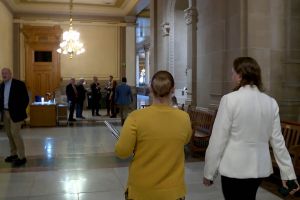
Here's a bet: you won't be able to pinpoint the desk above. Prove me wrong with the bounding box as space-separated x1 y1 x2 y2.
30 103 56 127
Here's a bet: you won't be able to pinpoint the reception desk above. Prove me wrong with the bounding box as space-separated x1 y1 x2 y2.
30 102 57 127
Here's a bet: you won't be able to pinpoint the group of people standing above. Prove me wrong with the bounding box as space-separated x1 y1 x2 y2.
0 67 132 168
66 75 133 123
65 77 87 121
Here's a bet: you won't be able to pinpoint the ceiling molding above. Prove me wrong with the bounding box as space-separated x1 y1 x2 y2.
14 18 129 27
0 0 14 14
128 0 149 16
2 0 146 18
14 12 125 23
19 0 124 7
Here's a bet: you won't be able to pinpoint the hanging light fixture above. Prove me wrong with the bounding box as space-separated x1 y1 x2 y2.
57 0 85 59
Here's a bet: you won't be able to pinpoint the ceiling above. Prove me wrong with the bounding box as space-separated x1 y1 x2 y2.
1 0 149 20
22 0 119 6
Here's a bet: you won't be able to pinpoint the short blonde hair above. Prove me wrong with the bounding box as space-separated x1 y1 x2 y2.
151 70 174 98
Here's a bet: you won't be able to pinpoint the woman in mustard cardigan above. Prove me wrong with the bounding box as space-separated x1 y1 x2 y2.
115 71 192 200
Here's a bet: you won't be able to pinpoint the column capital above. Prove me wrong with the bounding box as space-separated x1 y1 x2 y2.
143 42 150 52
184 7 198 25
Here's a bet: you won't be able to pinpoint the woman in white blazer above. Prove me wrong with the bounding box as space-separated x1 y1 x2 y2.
203 57 299 200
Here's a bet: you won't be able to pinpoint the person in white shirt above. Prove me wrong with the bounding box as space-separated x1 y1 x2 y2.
203 57 300 200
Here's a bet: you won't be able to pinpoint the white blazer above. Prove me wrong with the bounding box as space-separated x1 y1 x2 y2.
204 85 296 180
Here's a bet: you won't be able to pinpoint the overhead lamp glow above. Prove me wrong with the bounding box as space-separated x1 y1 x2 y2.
56 0 85 59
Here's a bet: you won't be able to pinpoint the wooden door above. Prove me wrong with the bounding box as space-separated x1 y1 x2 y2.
22 25 62 98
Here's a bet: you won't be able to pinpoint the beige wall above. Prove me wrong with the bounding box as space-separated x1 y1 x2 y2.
19 21 122 81
0 2 13 71
60 24 121 81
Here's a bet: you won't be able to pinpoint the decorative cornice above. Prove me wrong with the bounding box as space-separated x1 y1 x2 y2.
184 7 198 25
21 25 62 43
161 22 170 37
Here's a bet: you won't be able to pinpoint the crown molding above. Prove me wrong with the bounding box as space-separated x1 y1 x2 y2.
2 0 143 18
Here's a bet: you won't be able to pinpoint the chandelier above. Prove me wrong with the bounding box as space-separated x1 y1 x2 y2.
57 0 85 58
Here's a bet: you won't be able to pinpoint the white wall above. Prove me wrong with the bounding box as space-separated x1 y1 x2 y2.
0 2 13 71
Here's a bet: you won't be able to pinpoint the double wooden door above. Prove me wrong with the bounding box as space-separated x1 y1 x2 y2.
22 25 62 98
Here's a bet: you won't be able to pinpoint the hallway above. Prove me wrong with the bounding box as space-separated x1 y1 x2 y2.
0 122 282 200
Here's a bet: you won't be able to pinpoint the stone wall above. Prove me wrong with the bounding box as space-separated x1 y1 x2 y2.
151 0 300 120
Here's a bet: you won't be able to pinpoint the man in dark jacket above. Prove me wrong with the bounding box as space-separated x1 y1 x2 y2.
0 68 29 166
104 75 113 116
90 76 101 116
76 78 86 119
66 78 78 121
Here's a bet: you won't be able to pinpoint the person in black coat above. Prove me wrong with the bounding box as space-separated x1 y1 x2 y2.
90 76 101 116
66 78 78 121
0 68 29 166
104 75 113 116
109 80 117 118
76 78 87 119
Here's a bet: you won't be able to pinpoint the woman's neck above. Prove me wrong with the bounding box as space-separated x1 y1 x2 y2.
152 96 171 105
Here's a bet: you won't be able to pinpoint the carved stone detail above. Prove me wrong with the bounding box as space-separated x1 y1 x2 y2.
161 22 170 37
184 7 198 25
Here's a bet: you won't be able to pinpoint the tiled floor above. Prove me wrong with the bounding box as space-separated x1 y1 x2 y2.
0 109 283 200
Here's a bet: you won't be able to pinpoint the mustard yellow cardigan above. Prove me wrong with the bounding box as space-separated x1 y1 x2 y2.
115 104 192 200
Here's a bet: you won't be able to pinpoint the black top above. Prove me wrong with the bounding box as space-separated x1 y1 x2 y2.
90 82 101 99
76 84 86 102
66 83 77 103
0 79 29 122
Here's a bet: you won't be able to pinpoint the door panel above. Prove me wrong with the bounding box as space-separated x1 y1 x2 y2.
22 25 62 98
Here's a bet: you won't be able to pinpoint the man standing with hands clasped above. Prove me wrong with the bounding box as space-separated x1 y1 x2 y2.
0 68 29 167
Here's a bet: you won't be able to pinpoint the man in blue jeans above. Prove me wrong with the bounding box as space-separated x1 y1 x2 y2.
115 77 133 125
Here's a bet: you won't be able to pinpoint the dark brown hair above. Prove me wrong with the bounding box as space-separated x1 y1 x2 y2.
151 70 174 97
233 57 264 91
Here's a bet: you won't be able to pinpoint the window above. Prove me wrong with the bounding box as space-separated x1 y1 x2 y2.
34 51 52 62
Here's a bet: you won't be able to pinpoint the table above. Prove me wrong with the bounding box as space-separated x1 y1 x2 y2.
30 102 57 127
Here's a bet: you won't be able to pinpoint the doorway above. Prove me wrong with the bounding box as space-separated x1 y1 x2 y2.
22 25 62 98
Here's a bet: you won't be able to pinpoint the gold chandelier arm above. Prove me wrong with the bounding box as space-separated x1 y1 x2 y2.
69 0 73 26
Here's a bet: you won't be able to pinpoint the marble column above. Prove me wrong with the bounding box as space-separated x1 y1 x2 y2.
150 0 158 79
136 53 140 86
125 16 137 87
144 42 150 85
184 0 198 106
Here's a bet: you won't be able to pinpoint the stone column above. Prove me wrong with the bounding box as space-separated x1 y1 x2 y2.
150 0 158 79
144 42 150 85
125 16 137 87
184 0 198 106
136 53 140 86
